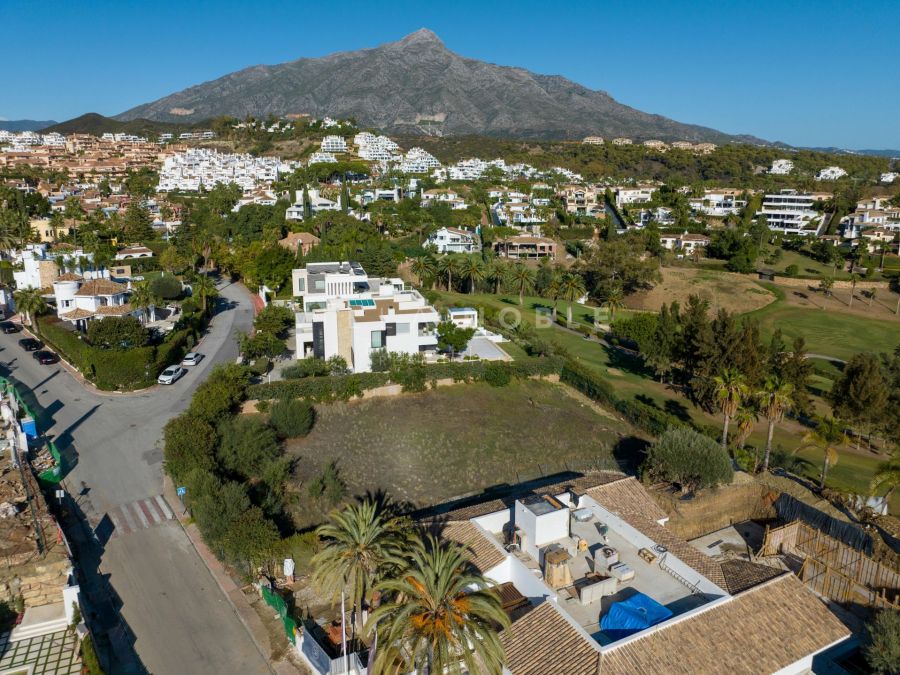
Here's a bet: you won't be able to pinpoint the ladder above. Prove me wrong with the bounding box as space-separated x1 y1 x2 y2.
658 553 702 595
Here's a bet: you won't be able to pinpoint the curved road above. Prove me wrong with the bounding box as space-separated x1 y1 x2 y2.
0 280 266 674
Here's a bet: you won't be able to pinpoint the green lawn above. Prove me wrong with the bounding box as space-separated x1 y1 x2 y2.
286 380 633 527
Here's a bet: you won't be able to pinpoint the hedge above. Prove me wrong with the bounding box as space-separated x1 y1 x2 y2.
559 360 686 437
247 356 565 401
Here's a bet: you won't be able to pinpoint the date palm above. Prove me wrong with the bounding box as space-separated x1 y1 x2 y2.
507 264 534 306
459 256 485 295
713 368 748 449
799 416 846 489
870 454 900 505
757 376 794 473
487 260 507 295
732 404 759 453
601 285 624 323
129 282 160 323
437 255 460 292
410 256 436 288
13 287 48 333
367 534 508 675
560 273 586 326
312 501 406 640
191 274 218 314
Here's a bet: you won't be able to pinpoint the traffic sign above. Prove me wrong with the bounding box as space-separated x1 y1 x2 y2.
176 486 187 497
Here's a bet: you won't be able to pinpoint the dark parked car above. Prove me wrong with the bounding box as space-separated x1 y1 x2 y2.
32 350 58 365
0 322 21 334
18 338 42 351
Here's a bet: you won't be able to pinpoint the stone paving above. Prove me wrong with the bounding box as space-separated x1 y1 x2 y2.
0 629 82 674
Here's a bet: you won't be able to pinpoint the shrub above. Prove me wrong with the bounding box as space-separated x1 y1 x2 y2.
254 305 294 336
220 506 281 574
611 313 658 352
643 427 733 493
150 274 183 299
188 364 249 422
269 398 315 438
163 414 217 481
240 331 286 359
249 357 271 376
864 609 900 674
307 461 345 506
784 264 799 277
369 348 392 372
86 316 148 349
81 634 104 675
484 362 512 387
217 416 281 479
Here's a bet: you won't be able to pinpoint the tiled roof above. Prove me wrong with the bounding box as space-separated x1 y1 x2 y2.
501 601 600 675
59 308 94 320
94 303 134 316
74 279 127 297
55 272 83 282
598 574 850 675
719 559 785 594
434 521 506 573
584 477 669 523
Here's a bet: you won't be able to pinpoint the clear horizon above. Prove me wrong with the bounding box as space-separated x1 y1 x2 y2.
3 0 899 148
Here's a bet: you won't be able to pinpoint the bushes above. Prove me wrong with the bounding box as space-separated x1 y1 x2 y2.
269 398 315 438
163 415 217 481
86 316 148 349
240 331 286 359
217 416 281 478
282 356 349 379
864 609 900 674
254 305 294 336
642 427 733 492
306 461 346 506
249 372 389 402
189 364 250 422
80 634 104 675
484 362 512 387
149 274 183 300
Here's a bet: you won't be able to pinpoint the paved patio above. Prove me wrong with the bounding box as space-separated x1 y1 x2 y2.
0 629 82 675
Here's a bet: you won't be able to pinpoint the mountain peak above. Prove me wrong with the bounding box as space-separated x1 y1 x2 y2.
395 28 444 47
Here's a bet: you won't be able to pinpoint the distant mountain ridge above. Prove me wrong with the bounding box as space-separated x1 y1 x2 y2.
41 113 202 136
115 29 762 143
0 119 57 132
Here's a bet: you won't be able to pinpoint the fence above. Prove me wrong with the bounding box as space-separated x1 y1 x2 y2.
761 520 900 608
261 585 298 645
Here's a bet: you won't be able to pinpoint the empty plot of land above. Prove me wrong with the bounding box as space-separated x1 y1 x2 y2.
626 268 775 314
287 380 630 513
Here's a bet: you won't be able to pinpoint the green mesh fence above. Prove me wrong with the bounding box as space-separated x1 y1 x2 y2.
262 586 298 645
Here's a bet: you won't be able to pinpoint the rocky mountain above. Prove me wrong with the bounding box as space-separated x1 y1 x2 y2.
116 29 753 143
0 119 57 132
41 113 195 136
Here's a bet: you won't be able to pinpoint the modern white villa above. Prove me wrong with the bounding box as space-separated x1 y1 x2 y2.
756 189 827 236
291 262 440 372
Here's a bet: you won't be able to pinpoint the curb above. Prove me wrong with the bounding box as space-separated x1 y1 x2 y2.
162 475 300 675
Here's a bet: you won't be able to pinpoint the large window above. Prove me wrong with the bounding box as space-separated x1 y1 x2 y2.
395 322 410 335
370 331 383 349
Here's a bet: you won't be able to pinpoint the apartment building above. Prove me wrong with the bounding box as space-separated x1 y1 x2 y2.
582 136 604 145
494 235 556 260
291 262 440 372
756 189 826 236
320 135 348 153
399 147 441 173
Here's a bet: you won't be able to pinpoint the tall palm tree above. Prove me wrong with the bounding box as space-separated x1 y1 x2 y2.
507 264 534 306
191 274 218 314
129 282 159 323
13 287 48 333
799 416 846 489
560 273 586 326
547 274 562 321
757 376 794 473
732 404 759 453
870 455 900 505
848 273 861 308
367 534 508 675
410 256 436 288
487 259 507 295
312 501 406 640
601 286 624 323
438 256 460 293
459 256 485 295
713 368 748 449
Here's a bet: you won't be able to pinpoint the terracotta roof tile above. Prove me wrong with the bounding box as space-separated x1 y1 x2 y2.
501 602 600 675
435 521 506 573
94 303 134 316
59 308 94 320
74 279 127 296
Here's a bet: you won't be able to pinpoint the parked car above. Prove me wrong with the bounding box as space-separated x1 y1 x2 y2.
0 322 21 334
181 352 203 366
157 365 186 385
32 350 58 365
18 338 42 351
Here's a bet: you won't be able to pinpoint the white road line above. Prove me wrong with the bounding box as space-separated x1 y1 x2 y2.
118 503 138 532
131 501 150 529
154 495 174 520
142 499 161 525
108 511 125 536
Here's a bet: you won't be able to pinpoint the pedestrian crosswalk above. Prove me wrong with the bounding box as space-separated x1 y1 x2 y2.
95 495 175 539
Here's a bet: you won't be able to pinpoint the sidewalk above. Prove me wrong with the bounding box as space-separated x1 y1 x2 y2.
162 475 300 675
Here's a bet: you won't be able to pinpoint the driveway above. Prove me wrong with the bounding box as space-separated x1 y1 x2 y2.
0 280 267 674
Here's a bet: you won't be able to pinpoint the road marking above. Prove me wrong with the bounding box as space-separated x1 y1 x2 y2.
154 495 174 519
108 510 128 536
140 499 161 525
130 501 150 529
118 503 138 533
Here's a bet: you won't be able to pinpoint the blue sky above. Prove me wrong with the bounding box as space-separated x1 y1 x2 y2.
2 0 899 148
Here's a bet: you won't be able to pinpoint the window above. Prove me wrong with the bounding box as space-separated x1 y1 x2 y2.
313 279 325 291
370 331 383 349
395 322 410 335
296 278 305 292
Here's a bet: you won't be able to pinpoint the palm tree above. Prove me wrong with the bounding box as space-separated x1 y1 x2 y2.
819 276 834 298
601 286 624 323
870 455 900 505
438 256 460 292
410 256 436 288
129 282 159 323
459 256 485 295
713 368 748 449
13 287 48 333
755 376 794 472
799 416 846 489
848 273 861 308
367 534 508 675
547 275 562 321
487 259 507 295
312 501 406 640
560 273 586 326
732 404 759 453
507 264 534 306
191 274 218 314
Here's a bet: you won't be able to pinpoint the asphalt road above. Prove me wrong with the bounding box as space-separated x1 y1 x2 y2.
0 280 267 674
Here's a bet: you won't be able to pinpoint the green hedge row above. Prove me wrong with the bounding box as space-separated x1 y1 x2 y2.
248 356 565 401
559 360 686 437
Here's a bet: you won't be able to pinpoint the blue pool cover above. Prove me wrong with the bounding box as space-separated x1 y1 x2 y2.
600 593 673 639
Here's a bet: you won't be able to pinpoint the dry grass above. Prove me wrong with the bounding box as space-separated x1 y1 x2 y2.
626 267 776 314
286 380 632 526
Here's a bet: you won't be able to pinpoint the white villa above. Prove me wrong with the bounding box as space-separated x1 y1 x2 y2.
425 227 480 254
291 262 440 372
769 159 794 175
816 166 847 181
756 189 826 236
688 189 747 217
285 188 341 221
53 276 140 331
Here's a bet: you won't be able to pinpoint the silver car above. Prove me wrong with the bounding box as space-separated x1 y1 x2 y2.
181 352 203 366
157 365 186 385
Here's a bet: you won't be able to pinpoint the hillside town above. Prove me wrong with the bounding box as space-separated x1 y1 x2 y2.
2 10 900 675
